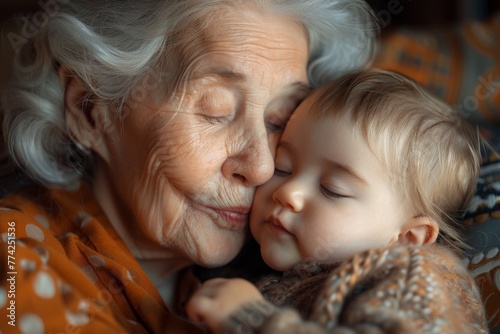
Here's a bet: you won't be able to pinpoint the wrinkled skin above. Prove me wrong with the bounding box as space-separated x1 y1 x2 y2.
89 8 310 271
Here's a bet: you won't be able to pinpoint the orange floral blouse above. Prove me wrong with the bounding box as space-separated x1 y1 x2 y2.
0 183 201 334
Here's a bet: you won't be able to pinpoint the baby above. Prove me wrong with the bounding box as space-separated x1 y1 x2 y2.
186 69 487 333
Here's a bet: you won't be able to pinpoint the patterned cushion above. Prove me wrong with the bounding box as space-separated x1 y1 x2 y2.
373 14 500 140
463 150 500 332
373 15 500 332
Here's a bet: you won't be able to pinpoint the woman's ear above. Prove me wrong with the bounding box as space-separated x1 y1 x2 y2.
59 66 111 162
395 216 439 246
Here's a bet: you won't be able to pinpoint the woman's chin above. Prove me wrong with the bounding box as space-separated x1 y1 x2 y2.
195 233 246 268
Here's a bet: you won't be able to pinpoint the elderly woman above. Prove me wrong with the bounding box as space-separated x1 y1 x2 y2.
0 0 376 333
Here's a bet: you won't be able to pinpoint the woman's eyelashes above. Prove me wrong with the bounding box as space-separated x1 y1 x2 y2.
195 90 300 131
265 110 291 132
273 167 291 177
266 100 300 132
200 115 230 124
196 90 236 124
266 121 288 133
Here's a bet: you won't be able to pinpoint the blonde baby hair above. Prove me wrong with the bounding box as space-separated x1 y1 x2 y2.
310 69 481 249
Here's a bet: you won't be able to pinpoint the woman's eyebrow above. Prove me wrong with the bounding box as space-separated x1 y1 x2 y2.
191 67 246 82
210 68 247 82
290 81 312 94
193 67 311 93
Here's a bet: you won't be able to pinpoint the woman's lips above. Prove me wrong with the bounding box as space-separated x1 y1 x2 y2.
211 207 250 230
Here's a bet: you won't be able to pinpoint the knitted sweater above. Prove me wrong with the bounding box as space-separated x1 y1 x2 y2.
222 245 488 334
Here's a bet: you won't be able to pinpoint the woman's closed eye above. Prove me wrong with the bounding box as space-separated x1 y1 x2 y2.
274 167 291 177
265 111 292 132
195 87 236 124
266 121 288 133
200 115 231 124
265 99 301 133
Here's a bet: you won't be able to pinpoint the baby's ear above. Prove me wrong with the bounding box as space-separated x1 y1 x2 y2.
395 216 439 246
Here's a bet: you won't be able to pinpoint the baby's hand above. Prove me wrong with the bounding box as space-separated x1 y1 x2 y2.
186 278 264 333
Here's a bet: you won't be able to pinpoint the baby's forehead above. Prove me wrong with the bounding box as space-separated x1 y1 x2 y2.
303 92 350 125
305 86 327 106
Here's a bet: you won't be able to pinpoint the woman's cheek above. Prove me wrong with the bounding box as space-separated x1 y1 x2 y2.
160 127 227 190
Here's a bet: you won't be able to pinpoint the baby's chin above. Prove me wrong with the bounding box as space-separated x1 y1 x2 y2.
261 252 301 272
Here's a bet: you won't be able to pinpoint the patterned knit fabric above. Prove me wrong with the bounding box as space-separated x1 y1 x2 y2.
223 245 487 334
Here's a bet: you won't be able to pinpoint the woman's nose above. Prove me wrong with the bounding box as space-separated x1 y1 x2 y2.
222 128 274 187
272 179 304 212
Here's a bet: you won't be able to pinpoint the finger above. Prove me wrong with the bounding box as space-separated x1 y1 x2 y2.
201 277 228 288
192 278 228 299
186 295 209 322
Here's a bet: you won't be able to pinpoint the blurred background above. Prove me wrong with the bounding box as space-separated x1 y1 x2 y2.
1 0 499 85
368 0 500 25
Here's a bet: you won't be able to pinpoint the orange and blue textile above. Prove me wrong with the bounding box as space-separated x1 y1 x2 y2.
0 184 200 333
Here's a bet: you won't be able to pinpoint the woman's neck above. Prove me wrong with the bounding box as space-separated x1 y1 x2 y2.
91 164 191 276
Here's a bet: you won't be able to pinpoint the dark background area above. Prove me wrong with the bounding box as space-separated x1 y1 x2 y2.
1 0 500 85
2 0 500 23
367 0 500 26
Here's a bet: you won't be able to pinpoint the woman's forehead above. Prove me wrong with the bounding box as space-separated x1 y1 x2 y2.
183 8 307 61
175 11 309 90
